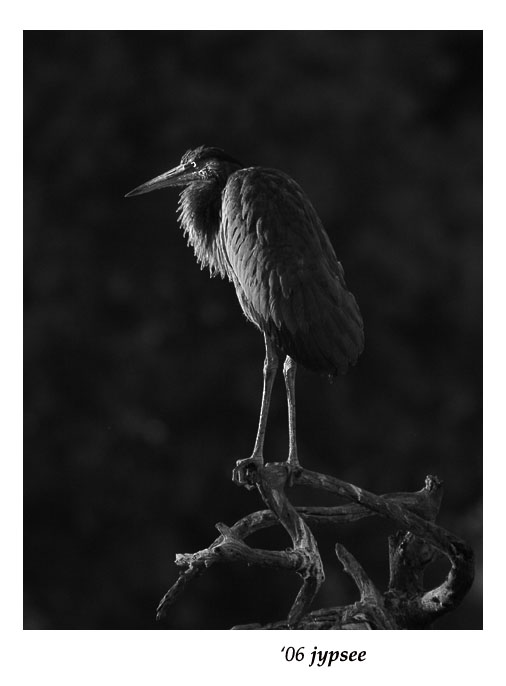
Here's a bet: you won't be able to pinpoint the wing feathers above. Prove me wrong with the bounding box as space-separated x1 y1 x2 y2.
221 168 364 374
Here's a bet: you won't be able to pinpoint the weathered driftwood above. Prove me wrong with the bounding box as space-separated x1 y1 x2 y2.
156 463 474 629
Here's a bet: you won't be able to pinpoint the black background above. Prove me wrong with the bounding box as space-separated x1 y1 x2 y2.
24 30 482 629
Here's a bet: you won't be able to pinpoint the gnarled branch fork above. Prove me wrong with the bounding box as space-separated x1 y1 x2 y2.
156 464 474 629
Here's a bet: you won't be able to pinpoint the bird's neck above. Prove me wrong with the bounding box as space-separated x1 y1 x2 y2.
177 181 227 277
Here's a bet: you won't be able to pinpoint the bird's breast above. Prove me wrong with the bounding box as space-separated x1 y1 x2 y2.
178 182 230 278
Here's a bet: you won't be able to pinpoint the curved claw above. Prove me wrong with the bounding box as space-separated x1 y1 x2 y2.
232 456 263 489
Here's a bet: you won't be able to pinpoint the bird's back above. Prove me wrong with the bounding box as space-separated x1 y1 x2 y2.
220 167 364 375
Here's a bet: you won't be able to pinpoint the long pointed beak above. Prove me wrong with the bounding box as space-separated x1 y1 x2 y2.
125 163 196 197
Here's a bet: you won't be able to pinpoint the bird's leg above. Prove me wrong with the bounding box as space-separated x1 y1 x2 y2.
283 355 300 470
233 334 278 486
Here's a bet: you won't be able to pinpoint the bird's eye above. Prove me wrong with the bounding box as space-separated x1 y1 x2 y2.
190 161 197 169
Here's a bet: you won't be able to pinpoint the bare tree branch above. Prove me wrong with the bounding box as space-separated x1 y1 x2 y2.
156 466 474 629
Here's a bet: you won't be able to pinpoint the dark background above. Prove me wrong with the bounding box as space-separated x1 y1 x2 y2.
24 30 482 629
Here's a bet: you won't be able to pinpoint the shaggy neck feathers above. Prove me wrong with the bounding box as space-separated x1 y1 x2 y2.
177 181 227 277
177 160 241 277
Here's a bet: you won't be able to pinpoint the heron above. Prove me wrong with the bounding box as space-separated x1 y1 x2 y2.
126 145 364 484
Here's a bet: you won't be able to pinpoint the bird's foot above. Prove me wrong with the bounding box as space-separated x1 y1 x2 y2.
285 452 303 486
232 455 263 490
285 459 303 486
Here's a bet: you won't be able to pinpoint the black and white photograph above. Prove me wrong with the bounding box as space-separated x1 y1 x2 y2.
23 29 482 635
16 18 496 683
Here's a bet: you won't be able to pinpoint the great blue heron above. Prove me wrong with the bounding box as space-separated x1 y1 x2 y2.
126 145 364 483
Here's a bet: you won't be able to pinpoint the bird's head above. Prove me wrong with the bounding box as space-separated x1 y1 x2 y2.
125 145 243 197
